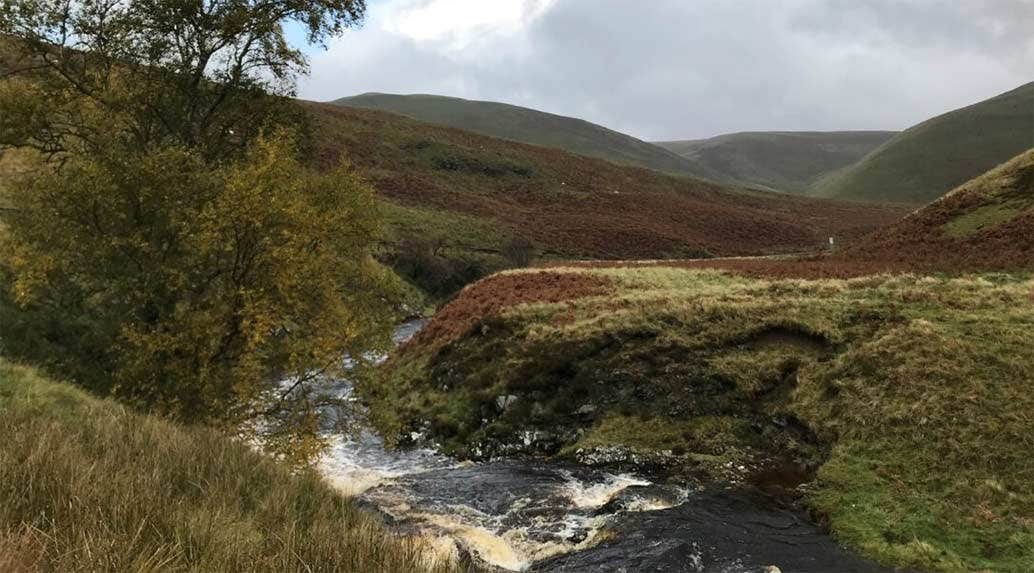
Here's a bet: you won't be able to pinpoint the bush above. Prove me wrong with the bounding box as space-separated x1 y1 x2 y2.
502 237 536 267
390 237 493 299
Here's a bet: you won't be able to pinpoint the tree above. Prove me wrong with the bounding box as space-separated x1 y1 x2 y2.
0 0 365 158
0 0 389 461
0 132 401 459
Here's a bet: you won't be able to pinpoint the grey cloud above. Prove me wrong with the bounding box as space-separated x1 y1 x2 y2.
301 0 1034 140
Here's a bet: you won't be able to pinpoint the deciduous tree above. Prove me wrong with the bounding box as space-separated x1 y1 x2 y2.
0 132 400 457
0 0 365 158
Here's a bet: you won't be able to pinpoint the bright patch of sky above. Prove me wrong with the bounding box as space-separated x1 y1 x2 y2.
384 0 556 47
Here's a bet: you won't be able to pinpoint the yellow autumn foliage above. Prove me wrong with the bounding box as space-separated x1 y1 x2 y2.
0 131 401 457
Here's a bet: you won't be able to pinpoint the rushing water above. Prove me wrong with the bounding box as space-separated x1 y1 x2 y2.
317 322 892 573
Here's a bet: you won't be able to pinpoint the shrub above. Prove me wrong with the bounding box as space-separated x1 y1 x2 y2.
390 237 493 299
502 237 536 267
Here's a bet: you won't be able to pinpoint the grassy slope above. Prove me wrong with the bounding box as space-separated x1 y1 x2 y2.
332 93 721 180
573 149 1033 280
0 361 457 573
367 268 1034 573
840 149 1034 269
308 103 907 261
814 82 1034 204
656 131 897 194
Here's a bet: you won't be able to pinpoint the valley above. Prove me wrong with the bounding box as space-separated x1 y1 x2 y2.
1 7 1032 572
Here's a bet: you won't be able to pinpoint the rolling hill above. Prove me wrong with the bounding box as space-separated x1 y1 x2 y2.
332 93 719 180
307 102 907 264
563 150 1032 279
814 82 1034 204
655 131 897 194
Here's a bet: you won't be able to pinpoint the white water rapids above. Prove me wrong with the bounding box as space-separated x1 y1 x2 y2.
312 322 892 573
315 321 687 571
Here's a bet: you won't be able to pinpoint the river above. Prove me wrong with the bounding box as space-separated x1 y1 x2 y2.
317 321 892 572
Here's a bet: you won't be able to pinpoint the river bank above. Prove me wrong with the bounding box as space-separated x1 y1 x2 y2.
318 321 897 572
357 269 1034 572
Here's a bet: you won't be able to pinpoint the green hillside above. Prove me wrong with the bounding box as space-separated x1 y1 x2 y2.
333 93 718 179
814 82 1034 204
656 131 897 194
0 360 455 572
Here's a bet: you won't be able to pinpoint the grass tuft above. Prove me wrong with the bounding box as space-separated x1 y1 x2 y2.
0 361 459 573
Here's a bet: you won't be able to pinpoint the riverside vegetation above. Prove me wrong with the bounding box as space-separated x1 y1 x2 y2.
0 0 468 570
366 267 1034 573
363 152 1034 573
0 360 460 573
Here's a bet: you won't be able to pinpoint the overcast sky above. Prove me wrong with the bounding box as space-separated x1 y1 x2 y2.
295 0 1034 141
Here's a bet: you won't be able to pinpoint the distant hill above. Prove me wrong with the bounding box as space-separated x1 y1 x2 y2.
307 102 907 266
655 131 897 194
814 82 1034 204
568 151 1032 279
332 93 719 180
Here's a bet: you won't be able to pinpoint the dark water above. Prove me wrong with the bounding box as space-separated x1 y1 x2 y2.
318 322 893 572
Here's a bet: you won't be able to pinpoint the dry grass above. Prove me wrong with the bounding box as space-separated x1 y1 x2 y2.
0 361 460 573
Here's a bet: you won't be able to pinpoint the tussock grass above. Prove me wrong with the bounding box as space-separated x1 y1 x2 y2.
0 361 459 573
371 267 1034 572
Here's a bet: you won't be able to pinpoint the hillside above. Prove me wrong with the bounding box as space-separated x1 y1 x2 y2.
656 131 897 194
307 103 907 264
332 93 719 179
0 360 456 572
558 150 1033 280
814 82 1034 204
365 268 1034 573
840 149 1034 269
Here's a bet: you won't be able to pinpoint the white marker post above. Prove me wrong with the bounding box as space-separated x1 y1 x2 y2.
828 236 835 251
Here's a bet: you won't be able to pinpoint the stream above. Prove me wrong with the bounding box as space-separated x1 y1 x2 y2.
317 322 892 572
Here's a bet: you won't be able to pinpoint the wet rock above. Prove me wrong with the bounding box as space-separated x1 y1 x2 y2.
496 394 519 412
594 484 688 515
572 445 677 474
574 403 597 418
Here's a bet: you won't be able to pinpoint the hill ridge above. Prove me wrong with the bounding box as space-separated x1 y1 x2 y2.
814 82 1034 204
655 131 898 194
332 92 721 180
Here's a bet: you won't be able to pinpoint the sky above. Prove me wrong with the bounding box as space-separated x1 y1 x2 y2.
293 0 1034 141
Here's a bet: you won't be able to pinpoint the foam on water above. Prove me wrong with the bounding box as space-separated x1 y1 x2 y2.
560 470 650 509
316 321 686 571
